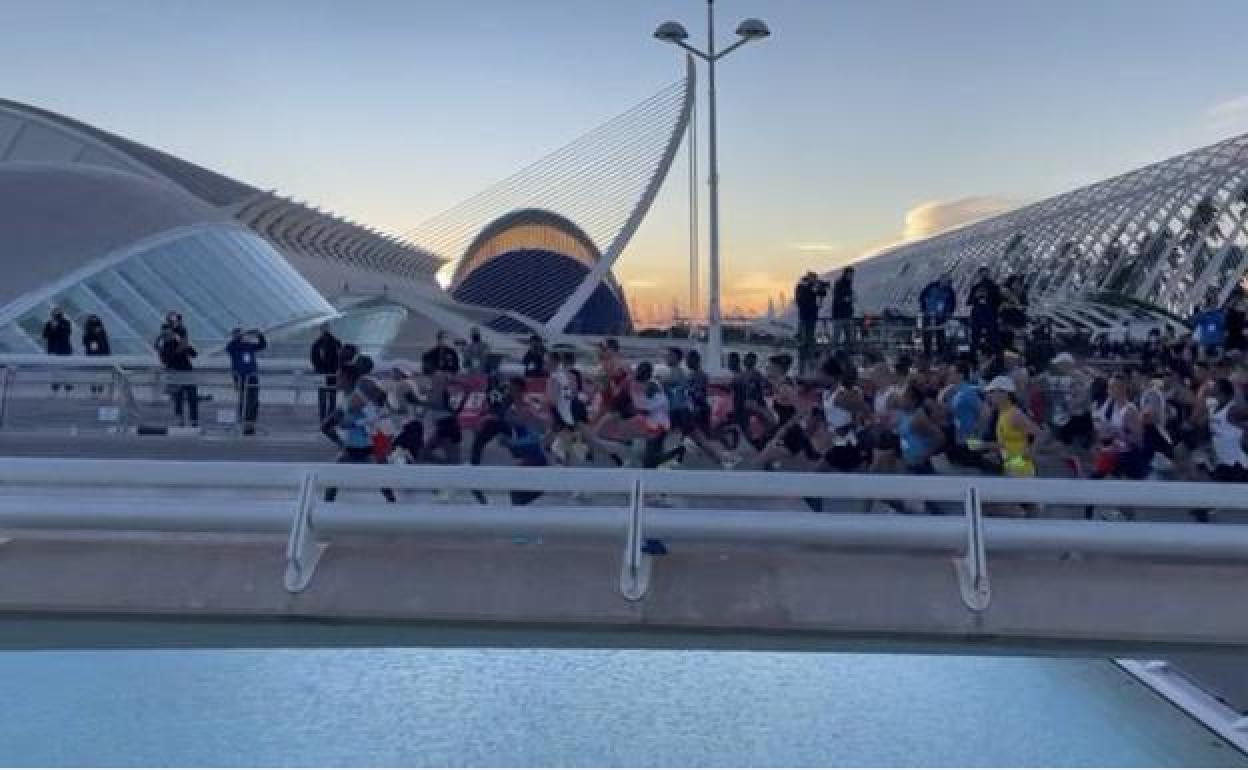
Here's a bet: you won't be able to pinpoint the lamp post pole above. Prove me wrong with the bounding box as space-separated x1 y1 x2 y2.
655 3 769 373
704 0 724 371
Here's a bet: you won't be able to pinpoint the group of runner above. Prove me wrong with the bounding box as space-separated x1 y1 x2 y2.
318 332 1248 518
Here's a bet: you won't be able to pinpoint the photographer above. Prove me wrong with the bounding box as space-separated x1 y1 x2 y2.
794 271 828 370
918 273 957 358
226 327 267 435
831 267 855 348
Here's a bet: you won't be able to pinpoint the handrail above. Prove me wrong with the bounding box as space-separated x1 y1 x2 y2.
1 458 1248 509
0 458 1245 606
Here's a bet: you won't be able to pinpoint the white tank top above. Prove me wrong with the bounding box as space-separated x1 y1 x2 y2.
824 386 854 431
1211 403 1248 468
1096 397 1134 442
551 368 576 423
874 384 901 429
639 383 671 431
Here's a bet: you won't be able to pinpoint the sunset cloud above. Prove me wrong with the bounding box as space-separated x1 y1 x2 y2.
1206 95 1248 136
624 278 660 289
902 196 1021 241
787 241 844 254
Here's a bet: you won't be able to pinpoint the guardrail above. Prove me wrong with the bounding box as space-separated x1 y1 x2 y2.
0 458 1245 606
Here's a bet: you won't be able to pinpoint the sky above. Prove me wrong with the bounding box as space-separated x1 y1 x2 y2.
5 0 1248 323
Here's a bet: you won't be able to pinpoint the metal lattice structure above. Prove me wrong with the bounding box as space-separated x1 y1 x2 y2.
405 58 695 334
854 133 1248 325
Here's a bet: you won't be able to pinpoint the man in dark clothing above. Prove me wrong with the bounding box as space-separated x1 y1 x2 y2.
966 267 1003 358
160 329 198 427
310 324 342 420
42 307 74 393
226 327 267 435
522 335 547 378
918 274 957 358
831 267 855 349
42 308 73 355
794 271 829 371
82 315 111 395
1225 289 1246 353
423 330 460 374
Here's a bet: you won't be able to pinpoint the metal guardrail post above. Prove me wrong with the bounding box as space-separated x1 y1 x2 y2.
0 365 11 430
619 476 651 601
955 484 991 611
284 472 324 593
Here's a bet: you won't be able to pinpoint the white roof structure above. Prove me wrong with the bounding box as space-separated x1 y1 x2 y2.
0 98 443 283
849 132 1248 329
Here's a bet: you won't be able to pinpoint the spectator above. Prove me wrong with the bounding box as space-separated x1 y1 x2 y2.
159 325 198 428
310 323 342 421
831 267 855 348
463 327 490 374
336 344 363 394
1225 288 1246 354
1192 302 1226 359
82 314 111 395
423 330 460 374
794 271 828 369
522 335 547 378
42 307 73 393
163 311 188 345
226 327 267 435
918 273 957 358
967 266 1003 357
42 307 72 356
1000 274 1028 352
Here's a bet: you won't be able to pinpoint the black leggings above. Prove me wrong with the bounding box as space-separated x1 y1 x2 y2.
643 432 684 469
471 416 512 464
323 447 396 502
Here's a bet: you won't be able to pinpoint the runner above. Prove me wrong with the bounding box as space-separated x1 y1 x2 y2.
591 340 646 465
422 355 464 501
546 349 591 467
681 349 733 467
816 356 870 475
634 361 683 471
501 376 551 506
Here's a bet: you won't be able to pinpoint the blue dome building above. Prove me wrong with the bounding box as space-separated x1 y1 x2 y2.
449 209 633 335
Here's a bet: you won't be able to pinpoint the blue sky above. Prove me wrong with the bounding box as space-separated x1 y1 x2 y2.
5 0 1248 319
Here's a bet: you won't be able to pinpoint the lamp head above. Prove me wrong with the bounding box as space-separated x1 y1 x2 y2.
736 18 771 40
654 20 690 43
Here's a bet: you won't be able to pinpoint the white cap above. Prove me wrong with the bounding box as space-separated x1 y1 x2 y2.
1052 352 1075 366
985 375 1016 394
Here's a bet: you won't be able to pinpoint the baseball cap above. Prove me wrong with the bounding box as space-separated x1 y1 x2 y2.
985 375 1016 393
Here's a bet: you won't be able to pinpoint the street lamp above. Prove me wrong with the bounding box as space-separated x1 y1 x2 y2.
655 1 770 372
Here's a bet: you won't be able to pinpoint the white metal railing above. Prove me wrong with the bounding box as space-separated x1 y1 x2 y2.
0 458 1246 604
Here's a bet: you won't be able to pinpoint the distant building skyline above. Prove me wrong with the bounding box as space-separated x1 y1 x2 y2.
6 0 1248 317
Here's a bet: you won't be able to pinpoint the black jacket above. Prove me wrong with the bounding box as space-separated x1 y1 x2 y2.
160 336 197 371
831 276 854 320
42 317 73 355
795 281 825 322
82 324 110 356
423 344 460 374
967 278 1002 321
310 332 342 375
522 349 546 377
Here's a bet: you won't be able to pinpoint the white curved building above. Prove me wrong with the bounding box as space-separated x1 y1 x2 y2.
0 72 693 355
844 133 1248 335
